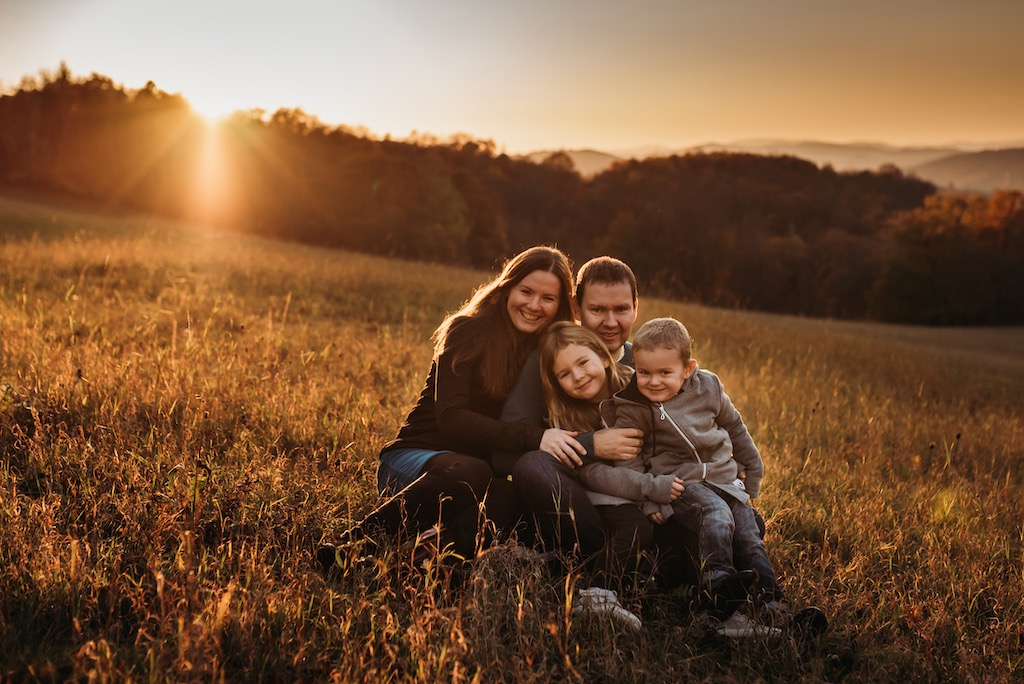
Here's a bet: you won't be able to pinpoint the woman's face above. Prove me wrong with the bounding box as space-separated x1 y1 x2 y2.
506 270 562 334
551 343 610 401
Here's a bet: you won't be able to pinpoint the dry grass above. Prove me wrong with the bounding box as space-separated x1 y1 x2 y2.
1 193 1022 682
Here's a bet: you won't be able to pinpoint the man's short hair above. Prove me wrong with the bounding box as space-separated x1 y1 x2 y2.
575 256 638 304
632 317 692 361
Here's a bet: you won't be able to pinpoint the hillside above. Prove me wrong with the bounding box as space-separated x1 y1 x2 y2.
683 140 960 172
521 148 625 177
2 194 1023 681
910 148 1024 193
564 141 1024 193
2 72 1022 326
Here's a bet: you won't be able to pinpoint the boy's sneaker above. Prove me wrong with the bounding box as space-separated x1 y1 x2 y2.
571 587 642 631
715 611 782 638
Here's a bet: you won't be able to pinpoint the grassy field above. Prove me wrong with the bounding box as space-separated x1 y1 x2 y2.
1 192 1022 682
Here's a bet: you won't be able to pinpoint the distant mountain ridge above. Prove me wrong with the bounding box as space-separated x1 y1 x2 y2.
683 140 960 172
909 148 1024 193
527 140 1024 192
520 149 624 177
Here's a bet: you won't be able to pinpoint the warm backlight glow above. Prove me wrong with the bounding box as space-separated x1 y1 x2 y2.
187 91 239 125
5 3 1024 155
189 118 234 225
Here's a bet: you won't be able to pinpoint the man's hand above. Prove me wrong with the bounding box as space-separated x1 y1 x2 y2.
593 427 643 461
540 428 585 468
648 511 666 525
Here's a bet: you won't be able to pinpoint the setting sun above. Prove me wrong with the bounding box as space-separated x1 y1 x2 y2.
187 91 239 125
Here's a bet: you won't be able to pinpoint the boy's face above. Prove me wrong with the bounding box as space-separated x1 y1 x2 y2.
577 280 637 354
633 347 696 403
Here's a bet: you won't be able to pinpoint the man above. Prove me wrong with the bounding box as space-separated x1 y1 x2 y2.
495 256 643 474
496 256 792 636
495 257 680 586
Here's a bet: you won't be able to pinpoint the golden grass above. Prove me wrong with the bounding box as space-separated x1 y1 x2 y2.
1 193 1022 682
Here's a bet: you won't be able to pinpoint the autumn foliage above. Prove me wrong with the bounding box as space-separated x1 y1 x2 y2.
2 67 1022 324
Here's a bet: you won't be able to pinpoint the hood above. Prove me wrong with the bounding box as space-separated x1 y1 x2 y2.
615 374 651 405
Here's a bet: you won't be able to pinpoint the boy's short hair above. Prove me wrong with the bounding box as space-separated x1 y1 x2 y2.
575 256 638 304
632 317 692 361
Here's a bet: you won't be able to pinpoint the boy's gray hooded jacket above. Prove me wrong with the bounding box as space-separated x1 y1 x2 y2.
579 365 762 519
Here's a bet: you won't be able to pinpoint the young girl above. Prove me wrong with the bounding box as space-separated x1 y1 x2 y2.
539 321 633 432
537 321 648 629
325 246 578 566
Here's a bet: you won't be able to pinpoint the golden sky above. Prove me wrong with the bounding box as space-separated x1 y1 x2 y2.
3 0 1023 154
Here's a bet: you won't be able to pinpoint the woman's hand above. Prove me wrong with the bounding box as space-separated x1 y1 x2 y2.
648 511 666 525
670 477 685 501
541 428 584 468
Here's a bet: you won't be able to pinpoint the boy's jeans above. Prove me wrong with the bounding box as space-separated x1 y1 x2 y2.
670 482 781 599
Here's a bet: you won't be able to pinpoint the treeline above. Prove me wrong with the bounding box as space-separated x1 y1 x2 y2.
2 67 1022 325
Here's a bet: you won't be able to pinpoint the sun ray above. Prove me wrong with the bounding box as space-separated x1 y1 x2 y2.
217 113 337 231
106 108 199 211
189 118 235 226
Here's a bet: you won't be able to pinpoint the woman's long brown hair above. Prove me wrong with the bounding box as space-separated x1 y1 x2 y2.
433 246 574 398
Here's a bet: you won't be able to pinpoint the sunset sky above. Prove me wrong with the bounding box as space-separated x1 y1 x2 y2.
3 0 1024 154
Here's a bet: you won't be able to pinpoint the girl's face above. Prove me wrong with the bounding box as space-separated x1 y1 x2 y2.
506 270 562 334
551 343 610 402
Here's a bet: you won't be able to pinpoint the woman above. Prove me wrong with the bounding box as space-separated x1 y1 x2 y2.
323 246 578 567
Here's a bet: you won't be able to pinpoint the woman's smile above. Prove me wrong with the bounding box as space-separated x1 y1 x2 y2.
506 270 562 334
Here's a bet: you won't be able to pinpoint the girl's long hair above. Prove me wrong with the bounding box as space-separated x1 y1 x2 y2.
434 246 574 398
540 322 632 431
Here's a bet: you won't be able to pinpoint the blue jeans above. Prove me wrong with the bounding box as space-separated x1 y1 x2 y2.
377 447 445 495
670 482 781 599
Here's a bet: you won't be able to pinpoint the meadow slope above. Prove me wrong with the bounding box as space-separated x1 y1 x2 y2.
1 193 1022 682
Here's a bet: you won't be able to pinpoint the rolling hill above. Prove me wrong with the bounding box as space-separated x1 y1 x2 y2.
535 141 1024 193
909 148 1024 193
682 140 960 172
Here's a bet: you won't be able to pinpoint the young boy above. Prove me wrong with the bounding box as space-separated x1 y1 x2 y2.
578 317 786 635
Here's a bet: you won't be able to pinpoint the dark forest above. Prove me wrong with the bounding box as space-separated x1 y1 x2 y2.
2 67 1022 325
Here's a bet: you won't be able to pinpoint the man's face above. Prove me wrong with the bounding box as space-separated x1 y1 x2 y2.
577 280 638 354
